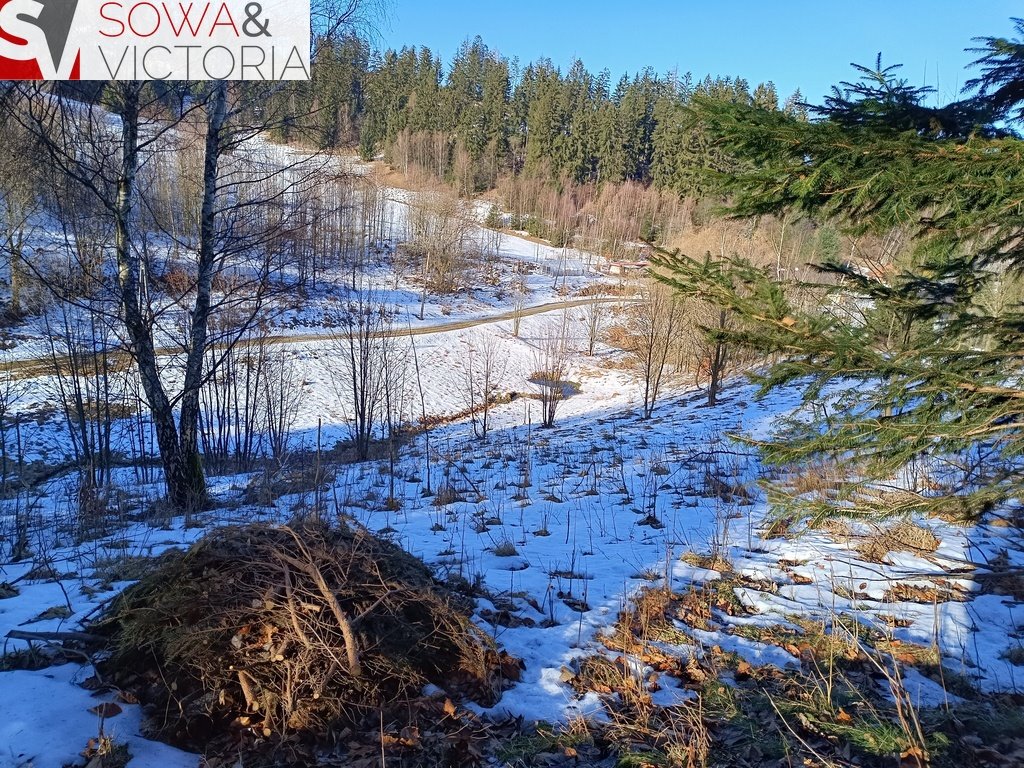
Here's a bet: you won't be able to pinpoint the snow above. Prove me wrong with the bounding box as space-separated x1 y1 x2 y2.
1 154 1022 765
0 664 196 768
3 356 1022 765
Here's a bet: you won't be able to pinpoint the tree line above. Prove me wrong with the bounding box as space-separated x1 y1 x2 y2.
263 35 804 195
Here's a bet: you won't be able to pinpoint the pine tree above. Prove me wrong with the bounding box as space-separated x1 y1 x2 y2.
781 88 808 120
654 35 1024 524
751 81 778 111
966 18 1024 122
652 75 744 196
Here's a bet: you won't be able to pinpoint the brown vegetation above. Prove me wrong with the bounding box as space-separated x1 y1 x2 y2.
95 522 520 765
856 520 942 563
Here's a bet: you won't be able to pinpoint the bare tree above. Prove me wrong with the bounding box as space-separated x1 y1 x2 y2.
199 317 304 473
329 292 404 461
511 275 529 338
408 189 475 318
43 298 121 493
583 298 606 356
379 320 409 507
461 335 506 439
264 349 304 464
311 0 382 54
0 116 42 317
408 329 433 495
2 0 377 512
352 171 387 290
13 84 205 504
686 299 734 407
0 354 26 497
480 219 504 286
532 316 572 428
7 74 350 510
627 283 681 419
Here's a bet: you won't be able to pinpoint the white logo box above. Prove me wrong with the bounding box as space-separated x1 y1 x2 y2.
0 0 311 80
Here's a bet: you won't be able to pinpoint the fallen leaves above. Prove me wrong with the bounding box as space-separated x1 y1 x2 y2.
735 660 753 680
87 702 123 718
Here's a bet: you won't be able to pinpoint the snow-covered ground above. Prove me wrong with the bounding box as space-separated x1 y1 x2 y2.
0 149 1022 767
2 344 1022 766
0 147 622 367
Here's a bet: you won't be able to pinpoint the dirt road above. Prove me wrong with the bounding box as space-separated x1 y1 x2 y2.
1 296 634 379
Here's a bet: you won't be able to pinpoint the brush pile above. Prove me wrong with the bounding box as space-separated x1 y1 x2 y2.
95 521 520 765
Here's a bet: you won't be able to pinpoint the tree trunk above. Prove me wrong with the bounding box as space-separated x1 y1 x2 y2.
177 81 228 512
111 84 207 513
707 311 729 407
9 241 23 316
106 85 184 509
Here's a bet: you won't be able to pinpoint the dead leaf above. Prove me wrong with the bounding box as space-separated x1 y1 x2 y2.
80 675 102 691
900 746 928 768
88 702 122 718
399 725 420 747
116 690 139 705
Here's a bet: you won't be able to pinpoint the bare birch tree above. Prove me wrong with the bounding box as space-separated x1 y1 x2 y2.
0 0 379 512
628 283 681 419
532 316 572 428
5 73 351 511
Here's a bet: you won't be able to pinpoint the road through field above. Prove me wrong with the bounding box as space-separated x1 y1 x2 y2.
1 296 635 379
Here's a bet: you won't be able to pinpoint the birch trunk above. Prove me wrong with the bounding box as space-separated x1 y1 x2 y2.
177 81 229 511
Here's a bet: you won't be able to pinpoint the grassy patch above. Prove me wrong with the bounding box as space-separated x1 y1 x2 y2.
557 577 1012 768
497 719 596 765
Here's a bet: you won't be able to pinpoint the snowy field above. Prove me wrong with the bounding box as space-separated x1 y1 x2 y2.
0 154 1021 767
1 332 1021 765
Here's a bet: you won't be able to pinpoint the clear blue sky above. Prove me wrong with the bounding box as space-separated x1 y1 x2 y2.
374 1 1021 103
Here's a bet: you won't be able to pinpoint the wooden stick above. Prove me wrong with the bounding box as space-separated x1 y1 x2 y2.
5 629 105 644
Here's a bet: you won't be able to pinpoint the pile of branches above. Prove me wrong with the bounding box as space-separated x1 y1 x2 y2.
94 522 520 765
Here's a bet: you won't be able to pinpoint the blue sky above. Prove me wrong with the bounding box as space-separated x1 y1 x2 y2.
374 1 1021 103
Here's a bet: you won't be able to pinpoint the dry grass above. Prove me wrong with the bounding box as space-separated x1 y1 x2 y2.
883 581 969 604
977 550 1024 600
856 520 941 563
78 734 131 768
1000 644 1024 666
562 569 1024 768
785 460 849 498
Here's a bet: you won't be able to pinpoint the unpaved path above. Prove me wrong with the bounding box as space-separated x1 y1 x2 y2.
1 296 634 379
